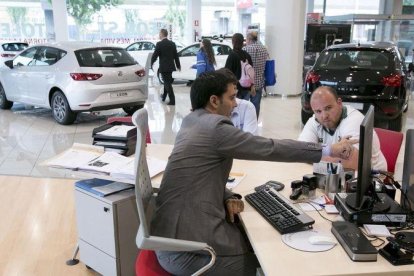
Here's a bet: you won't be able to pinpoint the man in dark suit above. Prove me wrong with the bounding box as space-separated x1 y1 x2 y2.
151 28 181 105
151 69 357 275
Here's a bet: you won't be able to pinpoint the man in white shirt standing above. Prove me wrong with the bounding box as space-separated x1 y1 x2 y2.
298 86 387 171
231 98 258 135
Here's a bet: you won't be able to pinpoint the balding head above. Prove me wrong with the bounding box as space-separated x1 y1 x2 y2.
246 32 258 44
310 86 343 130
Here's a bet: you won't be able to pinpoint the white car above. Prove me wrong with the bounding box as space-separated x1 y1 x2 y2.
154 42 232 84
0 42 29 65
0 41 148 125
126 40 185 66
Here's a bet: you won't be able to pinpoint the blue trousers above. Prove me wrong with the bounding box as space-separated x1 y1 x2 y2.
250 88 263 118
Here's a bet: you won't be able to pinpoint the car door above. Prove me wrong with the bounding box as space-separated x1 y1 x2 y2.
212 43 231 69
3 46 38 103
25 47 60 105
173 43 200 80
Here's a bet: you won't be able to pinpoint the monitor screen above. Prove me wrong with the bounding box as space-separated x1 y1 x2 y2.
346 105 374 210
401 129 414 212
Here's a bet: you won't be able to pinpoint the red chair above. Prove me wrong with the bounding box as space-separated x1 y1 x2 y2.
107 116 151 144
374 127 403 173
135 250 171 276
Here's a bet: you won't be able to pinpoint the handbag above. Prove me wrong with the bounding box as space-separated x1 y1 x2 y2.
264 59 276 86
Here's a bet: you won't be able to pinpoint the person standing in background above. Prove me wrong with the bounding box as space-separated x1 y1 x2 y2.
151 28 181 106
243 32 269 118
196 39 216 77
225 33 254 100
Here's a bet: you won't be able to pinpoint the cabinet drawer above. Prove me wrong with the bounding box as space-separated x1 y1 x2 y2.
75 190 116 256
79 240 118 276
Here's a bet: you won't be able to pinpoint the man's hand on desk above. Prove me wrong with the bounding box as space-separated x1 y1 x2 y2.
330 138 358 160
225 198 244 223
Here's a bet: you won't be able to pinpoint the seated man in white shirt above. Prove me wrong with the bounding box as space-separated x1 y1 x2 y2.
231 98 258 134
298 86 387 171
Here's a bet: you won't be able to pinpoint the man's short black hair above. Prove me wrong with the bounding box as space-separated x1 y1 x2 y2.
160 28 168 37
190 68 237 110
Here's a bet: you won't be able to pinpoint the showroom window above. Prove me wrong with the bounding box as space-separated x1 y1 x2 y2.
0 0 47 45
312 0 381 16
0 0 266 46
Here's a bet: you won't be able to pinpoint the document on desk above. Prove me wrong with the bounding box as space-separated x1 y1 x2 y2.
78 152 131 175
42 143 104 170
96 125 135 137
75 178 134 197
226 172 246 190
110 156 168 180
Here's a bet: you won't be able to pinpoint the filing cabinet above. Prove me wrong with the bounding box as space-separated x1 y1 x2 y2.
75 188 139 275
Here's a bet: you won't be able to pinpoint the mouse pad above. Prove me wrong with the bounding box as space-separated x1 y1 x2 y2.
282 229 336 252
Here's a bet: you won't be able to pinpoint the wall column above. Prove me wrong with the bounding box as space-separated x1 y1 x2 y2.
51 0 68 41
186 0 201 44
265 0 306 96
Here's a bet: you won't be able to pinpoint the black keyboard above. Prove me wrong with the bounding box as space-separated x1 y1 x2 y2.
245 189 315 234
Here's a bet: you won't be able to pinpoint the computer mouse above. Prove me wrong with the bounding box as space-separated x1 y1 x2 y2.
308 235 337 245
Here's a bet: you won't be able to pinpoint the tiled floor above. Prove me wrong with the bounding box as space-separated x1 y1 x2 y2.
0 79 413 181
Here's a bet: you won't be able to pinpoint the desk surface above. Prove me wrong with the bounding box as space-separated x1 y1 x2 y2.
232 160 414 276
73 144 412 275
147 144 414 276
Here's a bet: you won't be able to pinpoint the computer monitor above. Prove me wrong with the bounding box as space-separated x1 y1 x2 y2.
401 129 414 212
346 105 374 210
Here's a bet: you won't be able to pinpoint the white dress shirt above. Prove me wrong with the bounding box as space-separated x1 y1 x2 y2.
231 98 258 135
298 105 387 171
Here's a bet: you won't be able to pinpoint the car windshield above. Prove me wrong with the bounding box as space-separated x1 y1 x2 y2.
75 48 136 67
314 49 394 71
2 43 29 51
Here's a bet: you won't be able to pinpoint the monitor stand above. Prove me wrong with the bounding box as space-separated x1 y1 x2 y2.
345 193 391 213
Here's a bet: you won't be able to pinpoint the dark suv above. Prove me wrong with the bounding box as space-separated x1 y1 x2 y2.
301 42 410 131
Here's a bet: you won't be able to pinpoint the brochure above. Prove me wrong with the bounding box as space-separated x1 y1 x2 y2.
75 178 134 197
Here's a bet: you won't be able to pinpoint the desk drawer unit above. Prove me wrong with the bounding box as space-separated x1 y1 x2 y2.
78 239 117 275
75 188 139 276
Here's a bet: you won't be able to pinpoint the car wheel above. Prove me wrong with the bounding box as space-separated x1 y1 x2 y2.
388 113 402 132
157 70 165 85
301 109 312 125
0 84 13 109
123 104 144 116
51 91 77 125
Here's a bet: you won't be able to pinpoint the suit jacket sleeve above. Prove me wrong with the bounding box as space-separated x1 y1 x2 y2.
215 118 322 163
151 42 160 68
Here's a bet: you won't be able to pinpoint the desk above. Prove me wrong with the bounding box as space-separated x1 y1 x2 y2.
234 161 414 276
75 144 414 275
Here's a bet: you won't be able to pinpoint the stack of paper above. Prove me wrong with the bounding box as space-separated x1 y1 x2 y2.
110 157 168 180
78 152 132 175
43 143 104 170
96 125 136 137
43 143 168 180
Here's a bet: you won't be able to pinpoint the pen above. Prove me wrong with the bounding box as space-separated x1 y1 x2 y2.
330 163 338 174
327 163 331 174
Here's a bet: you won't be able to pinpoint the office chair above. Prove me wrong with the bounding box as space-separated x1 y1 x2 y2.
107 116 151 144
132 108 216 276
374 127 403 173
